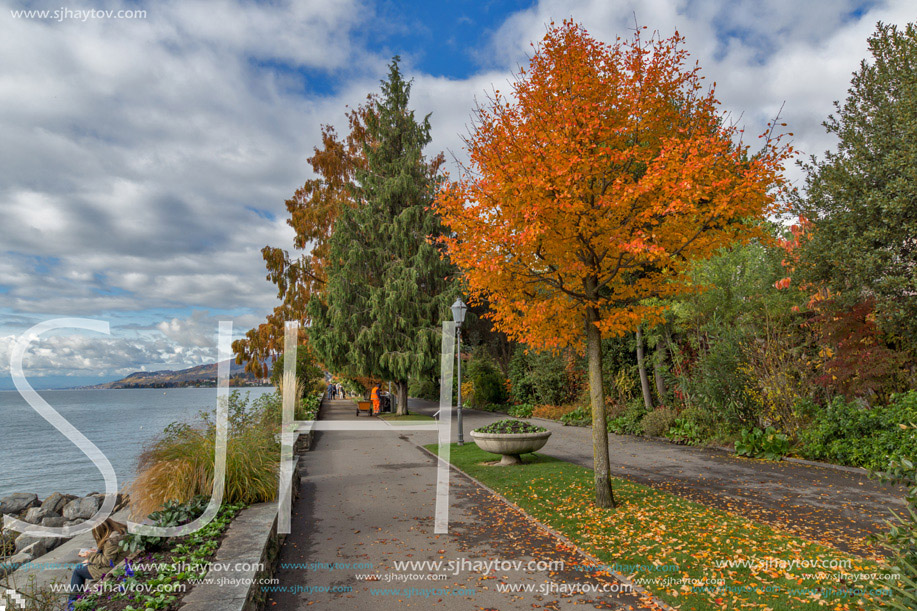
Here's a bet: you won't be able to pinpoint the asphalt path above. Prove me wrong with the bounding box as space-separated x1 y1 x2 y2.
268 399 664 610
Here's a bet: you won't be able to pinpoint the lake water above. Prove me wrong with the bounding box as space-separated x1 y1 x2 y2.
0 387 275 499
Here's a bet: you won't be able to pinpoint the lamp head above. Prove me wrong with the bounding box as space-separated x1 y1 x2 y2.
451 298 468 325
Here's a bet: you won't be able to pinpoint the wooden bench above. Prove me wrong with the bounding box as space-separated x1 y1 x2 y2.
356 401 373 416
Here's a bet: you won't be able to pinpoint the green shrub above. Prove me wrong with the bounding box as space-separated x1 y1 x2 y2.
269 351 323 393
466 352 507 407
735 426 789 461
642 407 678 437
607 400 647 435
299 392 321 420
409 377 439 401
797 391 917 470
560 405 591 426
508 348 572 406
473 403 511 413
675 326 761 431
256 390 319 424
120 495 211 554
508 403 535 418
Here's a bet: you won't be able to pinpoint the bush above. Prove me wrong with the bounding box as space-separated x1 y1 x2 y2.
607 400 647 435
299 392 321 420
735 426 789 461
642 407 678 437
409 377 439 401
465 352 507 407
269 351 323 393
508 348 573 406
473 403 511 413
508 403 534 418
120 494 211 554
797 391 917 470
257 390 320 424
678 329 761 431
130 391 280 517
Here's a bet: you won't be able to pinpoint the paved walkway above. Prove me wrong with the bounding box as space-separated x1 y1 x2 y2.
404 399 907 559
269 399 663 610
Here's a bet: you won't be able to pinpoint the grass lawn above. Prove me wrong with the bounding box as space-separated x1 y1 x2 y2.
427 443 894 611
378 413 435 421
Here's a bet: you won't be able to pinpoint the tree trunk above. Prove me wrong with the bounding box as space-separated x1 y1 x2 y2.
586 306 615 508
636 327 654 411
653 338 668 406
395 379 409 415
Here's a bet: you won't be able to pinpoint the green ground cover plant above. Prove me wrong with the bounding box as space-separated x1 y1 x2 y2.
735 426 790 461
73 497 244 611
797 392 917 471
507 403 535 418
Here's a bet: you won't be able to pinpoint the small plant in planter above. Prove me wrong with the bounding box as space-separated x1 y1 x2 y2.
470 419 551 465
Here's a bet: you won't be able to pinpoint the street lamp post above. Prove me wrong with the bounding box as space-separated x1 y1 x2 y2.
451 298 468 446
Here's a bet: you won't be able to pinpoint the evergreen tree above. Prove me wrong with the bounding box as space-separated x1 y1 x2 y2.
309 58 455 414
796 22 917 344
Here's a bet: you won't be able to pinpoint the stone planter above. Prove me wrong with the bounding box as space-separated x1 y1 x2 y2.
469 430 551 465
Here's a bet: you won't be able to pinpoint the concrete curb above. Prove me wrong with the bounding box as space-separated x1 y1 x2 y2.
413 443 677 611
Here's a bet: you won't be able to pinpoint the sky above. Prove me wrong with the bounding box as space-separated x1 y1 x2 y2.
0 0 913 389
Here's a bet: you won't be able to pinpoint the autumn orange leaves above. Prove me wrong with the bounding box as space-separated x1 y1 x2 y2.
435 21 792 349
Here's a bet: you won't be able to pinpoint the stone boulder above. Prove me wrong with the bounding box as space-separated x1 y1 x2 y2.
39 492 74 515
40 516 66 528
14 533 60 556
22 506 51 524
0 493 39 516
62 496 102 520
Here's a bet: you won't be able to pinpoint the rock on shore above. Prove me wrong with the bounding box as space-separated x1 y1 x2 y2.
0 491 128 574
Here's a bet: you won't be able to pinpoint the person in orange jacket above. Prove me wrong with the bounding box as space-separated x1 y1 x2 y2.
371 384 380 414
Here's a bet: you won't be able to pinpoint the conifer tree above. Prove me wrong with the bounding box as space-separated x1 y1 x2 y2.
310 58 454 414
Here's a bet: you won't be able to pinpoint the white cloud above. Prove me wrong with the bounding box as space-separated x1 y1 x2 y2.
0 310 264 379
0 0 913 382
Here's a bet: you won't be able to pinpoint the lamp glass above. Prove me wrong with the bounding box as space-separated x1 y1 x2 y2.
451 298 467 324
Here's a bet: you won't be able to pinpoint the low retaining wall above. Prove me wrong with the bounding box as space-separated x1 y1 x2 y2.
178 430 308 611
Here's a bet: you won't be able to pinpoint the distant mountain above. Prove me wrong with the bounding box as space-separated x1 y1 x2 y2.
83 360 270 389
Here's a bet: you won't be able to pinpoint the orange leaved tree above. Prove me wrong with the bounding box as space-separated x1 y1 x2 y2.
435 22 792 507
